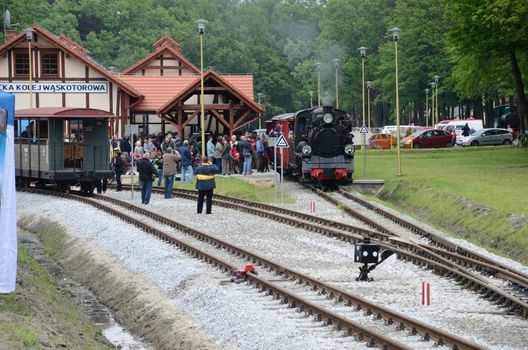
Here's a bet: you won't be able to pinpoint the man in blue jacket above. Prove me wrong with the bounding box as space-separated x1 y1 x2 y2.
195 156 219 214
179 140 193 184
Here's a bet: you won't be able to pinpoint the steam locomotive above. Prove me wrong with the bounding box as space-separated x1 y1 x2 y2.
268 106 355 187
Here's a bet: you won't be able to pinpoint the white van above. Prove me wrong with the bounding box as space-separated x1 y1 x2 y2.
381 125 410 134
439 119 484 144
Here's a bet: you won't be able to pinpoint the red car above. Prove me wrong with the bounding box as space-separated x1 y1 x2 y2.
401 129 453 148
368 133 392 149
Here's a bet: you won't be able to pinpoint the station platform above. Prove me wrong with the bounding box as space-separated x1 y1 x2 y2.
351 179 385 192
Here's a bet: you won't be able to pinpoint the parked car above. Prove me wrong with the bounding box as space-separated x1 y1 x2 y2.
401 129 452 148
386 126 427 146
439 119 484 144
368 133 392 149
459 128 513 146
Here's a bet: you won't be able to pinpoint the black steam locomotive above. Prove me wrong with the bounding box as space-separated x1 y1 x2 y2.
268 106 355 187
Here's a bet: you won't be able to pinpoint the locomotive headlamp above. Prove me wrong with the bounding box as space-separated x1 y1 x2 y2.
302 145 312 156
323 113 333 124
344 144 355 155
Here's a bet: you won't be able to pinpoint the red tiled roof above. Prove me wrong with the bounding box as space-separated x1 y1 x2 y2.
151 35 181 53
57 34 90 55
119 75 197 112
119 73 257 112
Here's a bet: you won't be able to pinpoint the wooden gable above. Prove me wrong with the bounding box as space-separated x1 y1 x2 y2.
158 69 264 136
122 36 199 76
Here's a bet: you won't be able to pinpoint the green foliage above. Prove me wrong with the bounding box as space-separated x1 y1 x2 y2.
3 0 526 121
445 0 528 127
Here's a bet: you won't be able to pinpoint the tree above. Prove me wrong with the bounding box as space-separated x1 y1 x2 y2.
445 0 528 131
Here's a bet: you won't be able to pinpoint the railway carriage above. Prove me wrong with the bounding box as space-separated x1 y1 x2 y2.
14 107 114 193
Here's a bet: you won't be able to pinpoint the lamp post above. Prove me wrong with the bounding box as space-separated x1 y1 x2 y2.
366 81 372 132
309 91 314 108
433 75 440 126
196 19 208 156
430 82 436 128
257 92 263 129
24 28 35 109
425 88 430 127
358 47 367 130
332 58 340 109
316 61 322 107
391 27 401 176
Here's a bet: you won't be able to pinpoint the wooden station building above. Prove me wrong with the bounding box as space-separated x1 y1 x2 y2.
0 24 264 138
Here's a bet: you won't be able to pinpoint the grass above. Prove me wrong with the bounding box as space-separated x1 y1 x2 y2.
350 146 528 264
0 231 115 350
152 175 288 203
0 321 38 347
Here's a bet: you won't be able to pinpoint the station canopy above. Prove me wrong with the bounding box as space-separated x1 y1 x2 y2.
15 107 116 119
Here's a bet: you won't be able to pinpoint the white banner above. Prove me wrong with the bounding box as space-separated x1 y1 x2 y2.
0 93 16 294
0 82 108 94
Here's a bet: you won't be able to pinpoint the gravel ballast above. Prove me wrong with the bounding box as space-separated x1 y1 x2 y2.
17 190 528 350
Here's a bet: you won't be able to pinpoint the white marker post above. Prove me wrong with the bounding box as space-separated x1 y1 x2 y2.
125 124 139 201
275 134 289 206
359 125 368 176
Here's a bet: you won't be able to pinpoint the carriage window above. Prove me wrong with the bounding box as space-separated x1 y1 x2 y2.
65 120 84 142
15 119 48 141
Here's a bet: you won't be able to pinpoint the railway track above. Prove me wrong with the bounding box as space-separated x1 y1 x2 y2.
336 188 528 285
110 184 528 317
318 188 528 309
17 186 487 350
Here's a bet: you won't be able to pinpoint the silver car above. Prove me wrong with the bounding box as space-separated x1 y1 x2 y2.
460 128 512 146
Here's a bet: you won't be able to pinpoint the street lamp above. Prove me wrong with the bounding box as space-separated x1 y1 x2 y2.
196 18 208 156
316 61 322 107
309 91 314 109
23 27 35 109
257 92 263 129
366 81 372 132
358 47 367 129
433 75 440 126
391 27 401 176
424 88 430 127
430 82 436 128
332 58 340 109
358 47 368 168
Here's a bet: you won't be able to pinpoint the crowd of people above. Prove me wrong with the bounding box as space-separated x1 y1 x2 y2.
106 130 272 207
